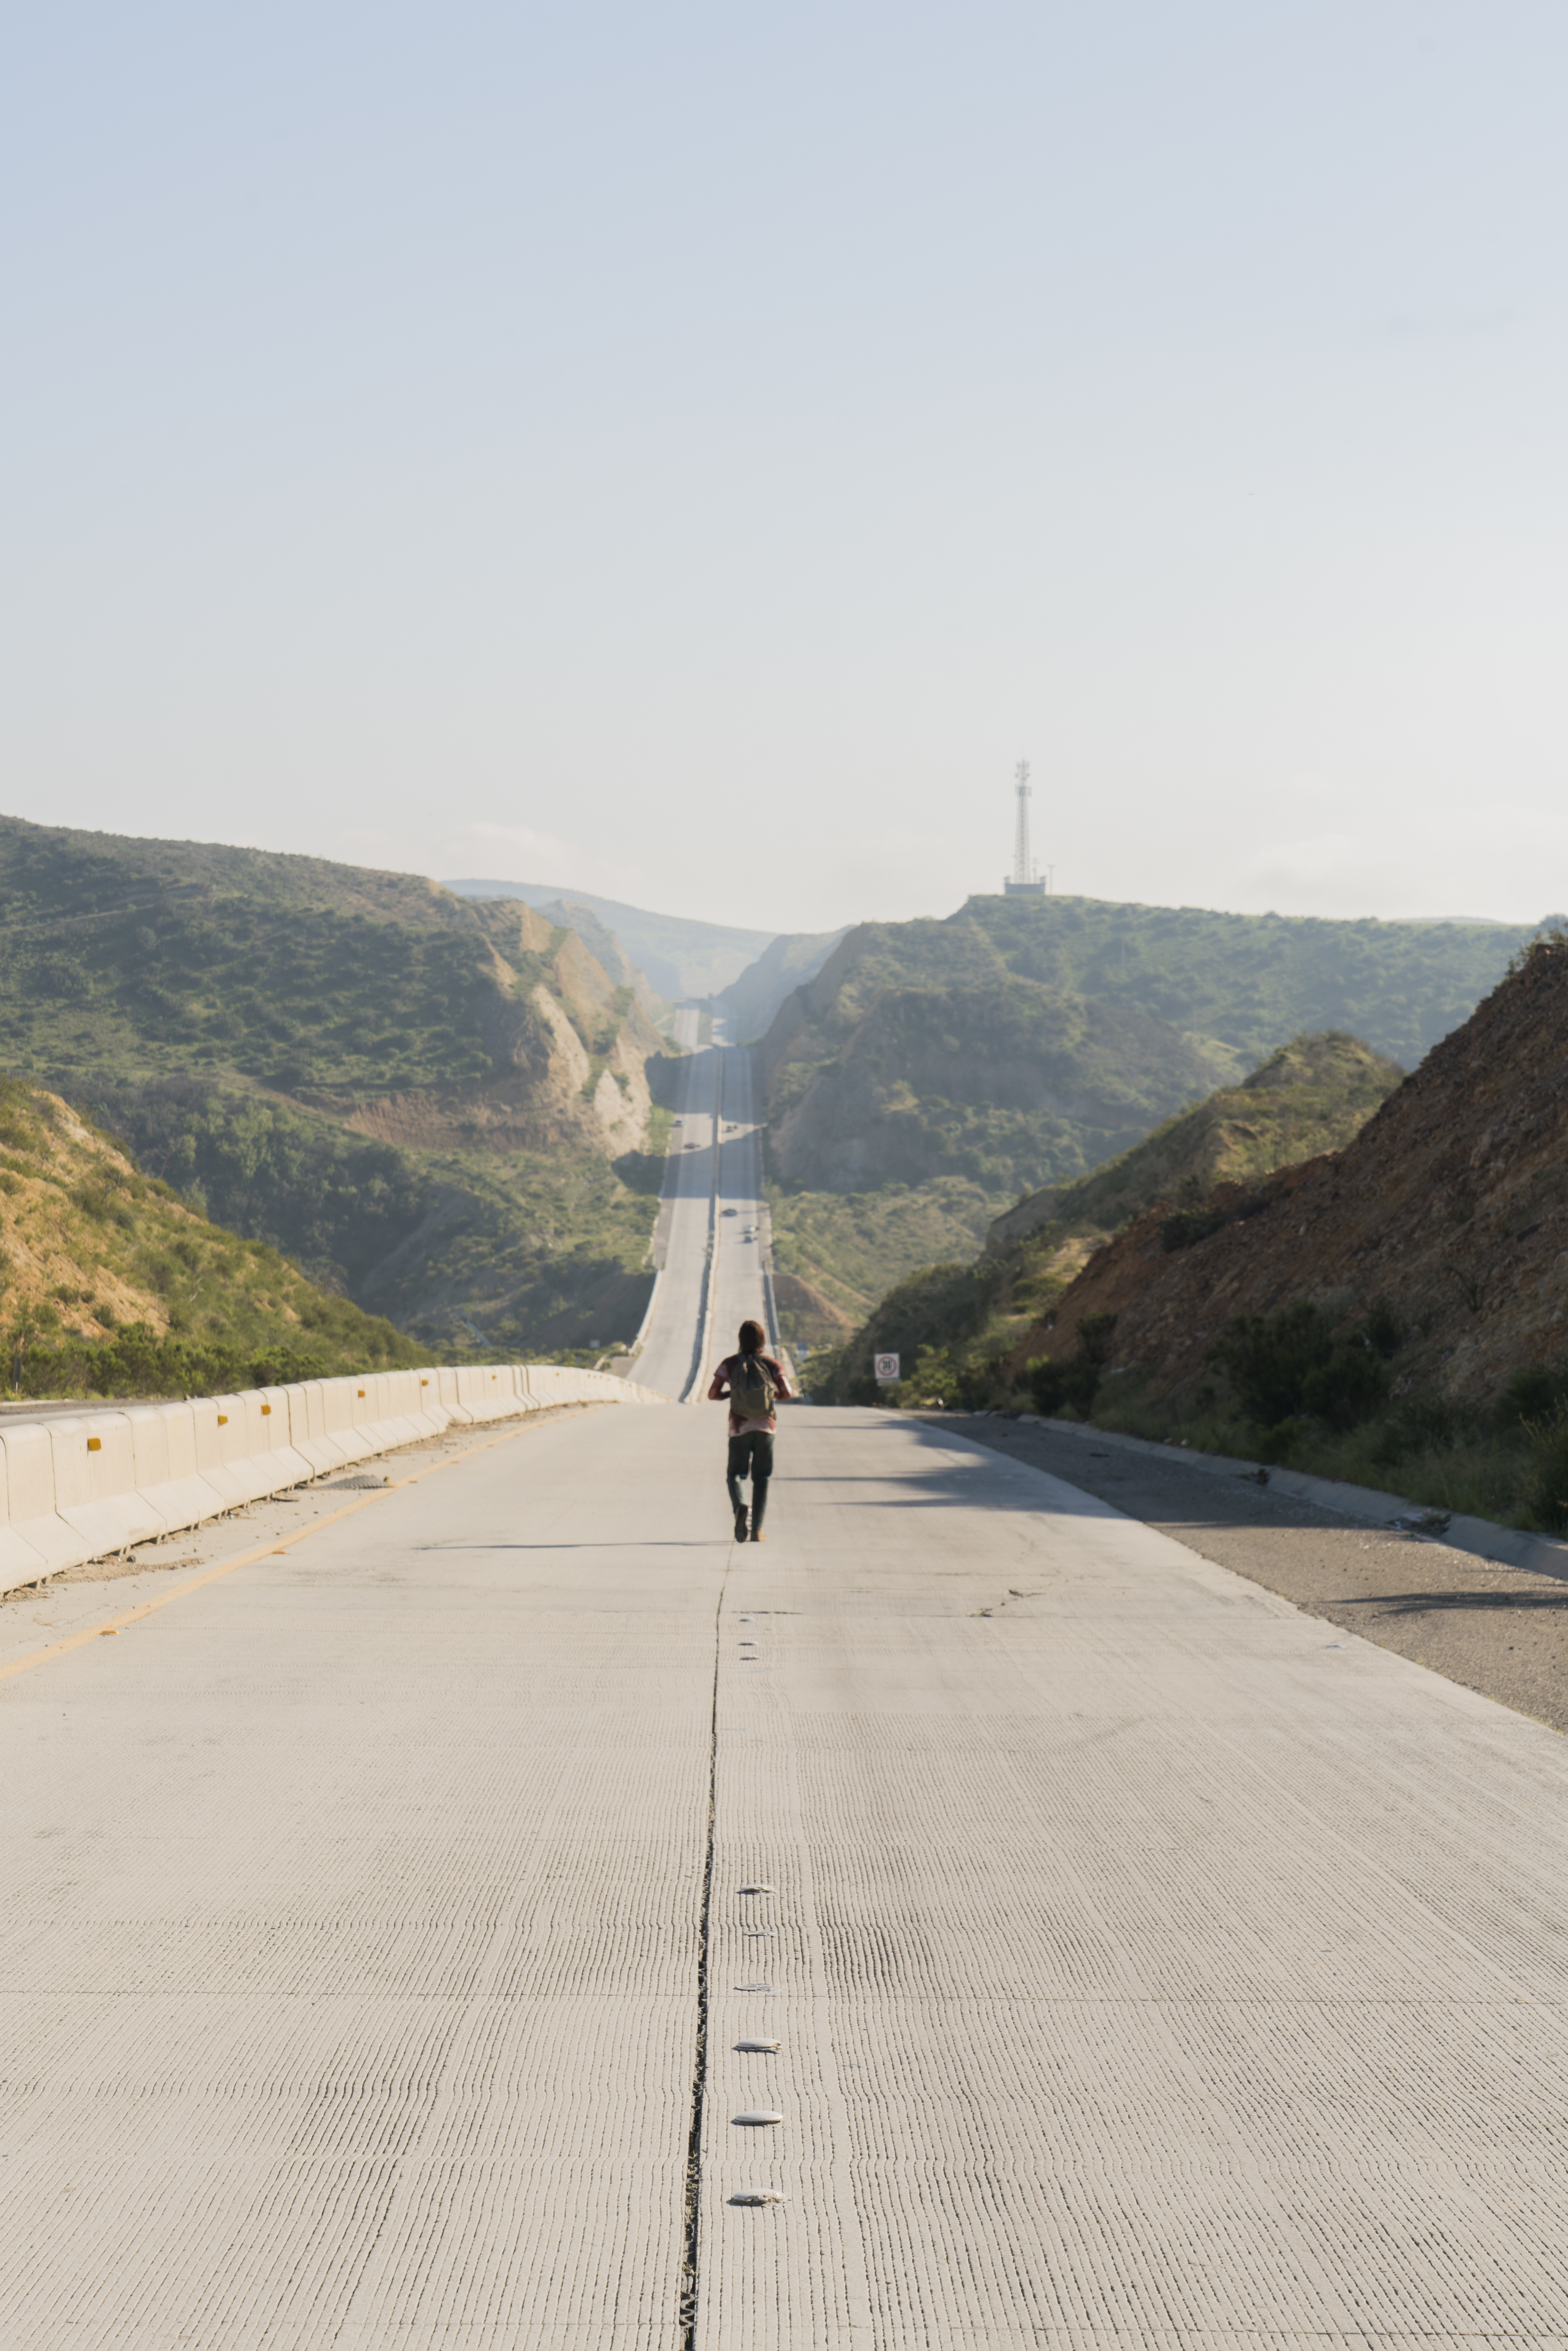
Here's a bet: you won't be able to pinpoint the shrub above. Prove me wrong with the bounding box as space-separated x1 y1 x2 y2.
1211 1300 1391 1434
1370 1387 1465 1467
1028 1312 1118 1417
1211 1302 1337 1426
1029 1357 1095 1415
1301 1341 1389 1432
1502 1363 1568 1426
1522 1405 1568 1534
1362 1298 1405 1359
1257 1415 1310 1464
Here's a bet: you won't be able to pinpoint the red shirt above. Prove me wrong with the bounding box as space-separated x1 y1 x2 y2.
709 1353 793 1436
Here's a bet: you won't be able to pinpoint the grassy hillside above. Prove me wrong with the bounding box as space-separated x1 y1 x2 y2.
769 1178 998 1350
809 1033 1409 1404
0 1077 420 1398
992 1032 1406 1251
0 815 670 1355
759 894 1534 1335
942 894 1536 1069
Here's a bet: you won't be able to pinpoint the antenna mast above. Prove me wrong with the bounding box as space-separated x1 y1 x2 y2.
1012 761 1033 885
1003 759 1048 895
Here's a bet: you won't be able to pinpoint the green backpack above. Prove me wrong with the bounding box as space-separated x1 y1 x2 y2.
731 1352 778 1422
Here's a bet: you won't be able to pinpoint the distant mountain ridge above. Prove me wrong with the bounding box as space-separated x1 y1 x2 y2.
720 927 847 1040
443 879 775 999
990 1032 1406 1251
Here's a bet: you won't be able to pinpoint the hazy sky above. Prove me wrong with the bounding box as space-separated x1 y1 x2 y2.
4 2 1565 935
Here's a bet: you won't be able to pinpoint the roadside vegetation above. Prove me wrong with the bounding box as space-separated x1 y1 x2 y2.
1067 1313 1568 1541
823 1291 1568 1540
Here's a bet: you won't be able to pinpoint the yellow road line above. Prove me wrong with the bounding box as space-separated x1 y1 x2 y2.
0 1418 541 1687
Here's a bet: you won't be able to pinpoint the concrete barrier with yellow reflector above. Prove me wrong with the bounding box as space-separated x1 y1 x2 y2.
0 1364 666 1598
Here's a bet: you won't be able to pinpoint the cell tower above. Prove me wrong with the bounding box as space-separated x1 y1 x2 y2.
1003 760 1048 895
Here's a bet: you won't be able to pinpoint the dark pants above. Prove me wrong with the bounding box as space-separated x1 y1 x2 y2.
727 1429 774 1530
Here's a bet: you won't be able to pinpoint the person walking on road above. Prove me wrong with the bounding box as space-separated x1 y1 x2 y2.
709 1318 793 1543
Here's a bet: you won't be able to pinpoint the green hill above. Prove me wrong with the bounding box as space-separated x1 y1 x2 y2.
760 894 1535 1343
0 814 672 1355
991 1031 1406 1251
0 1075 421 1398
808 1031 1408 1404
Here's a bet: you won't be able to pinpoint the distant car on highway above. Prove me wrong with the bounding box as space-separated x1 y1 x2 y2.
722 1207 738 1217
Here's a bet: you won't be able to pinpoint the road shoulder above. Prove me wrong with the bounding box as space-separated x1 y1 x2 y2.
937 1411 1568 1735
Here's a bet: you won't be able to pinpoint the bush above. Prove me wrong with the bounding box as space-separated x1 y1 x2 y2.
1526 1412 1568 1535
1210 1300 1392 1434
1502 1362 1568 1426
1029 1311 1118 1417
1029 1357 1097 1415
1370 1387 1465 1468
1301 1341 1389 1432
1210 1302 1336 1426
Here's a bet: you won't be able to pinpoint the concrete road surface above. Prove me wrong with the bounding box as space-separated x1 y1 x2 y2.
5 1399 1568 2347
633 1032 770 1406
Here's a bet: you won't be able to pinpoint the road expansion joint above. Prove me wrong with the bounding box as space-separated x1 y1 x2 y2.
680 1543 734 2344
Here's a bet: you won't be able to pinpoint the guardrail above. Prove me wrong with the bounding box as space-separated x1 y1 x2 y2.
0 1363 665 1598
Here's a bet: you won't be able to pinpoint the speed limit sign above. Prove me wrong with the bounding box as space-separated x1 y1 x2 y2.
874 1353 900 1384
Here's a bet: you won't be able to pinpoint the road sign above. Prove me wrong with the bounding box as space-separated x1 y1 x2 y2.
874 1353 900 1384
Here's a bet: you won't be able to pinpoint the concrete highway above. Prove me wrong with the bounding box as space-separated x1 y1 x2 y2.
632 1017 772 1406
4 1072 1568 2344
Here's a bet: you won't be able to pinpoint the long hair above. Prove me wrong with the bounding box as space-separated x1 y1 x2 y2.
739 1319 766 1354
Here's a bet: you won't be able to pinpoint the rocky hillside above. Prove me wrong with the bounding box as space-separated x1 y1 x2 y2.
530 897 669 1025
1034 939 1568 1405
992 1032 1405 1252
0 1076 419 1394
809 1032 1403 1398
0 815 670 1355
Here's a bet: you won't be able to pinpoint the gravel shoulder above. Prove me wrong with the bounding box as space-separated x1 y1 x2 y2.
939 1411 1568 1736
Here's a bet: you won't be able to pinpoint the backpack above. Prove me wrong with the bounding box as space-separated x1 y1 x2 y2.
730 1352 778 1422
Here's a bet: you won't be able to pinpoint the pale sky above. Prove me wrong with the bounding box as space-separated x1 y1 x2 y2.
4 2 1565 935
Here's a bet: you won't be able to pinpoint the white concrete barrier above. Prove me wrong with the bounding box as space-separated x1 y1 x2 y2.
0 1422 81 1581
130 1402 228 1533
0 1362 665 1598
